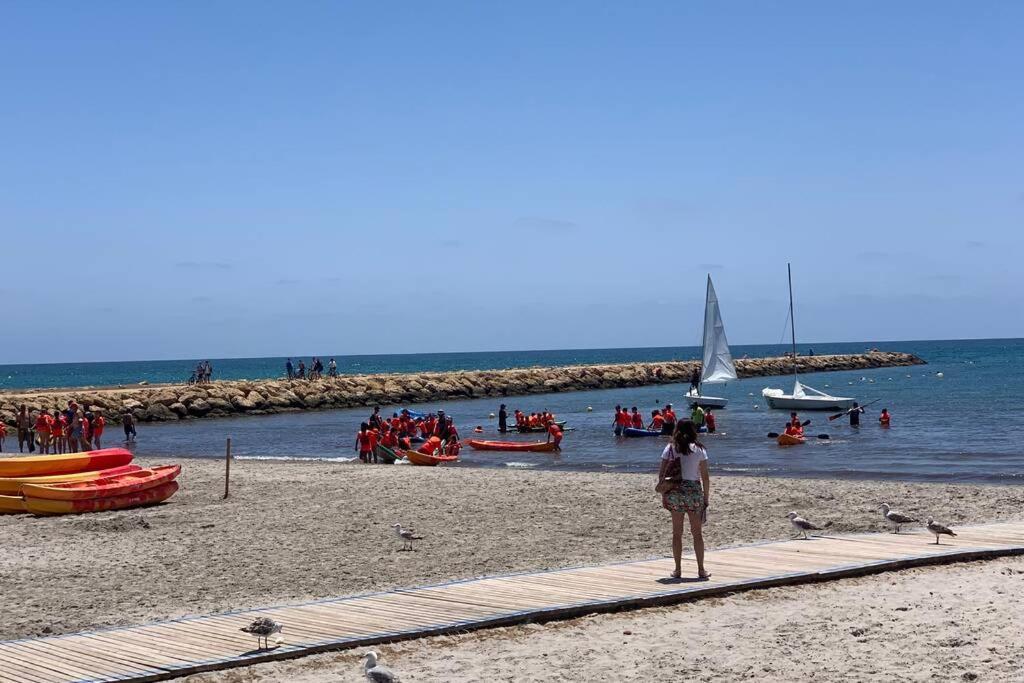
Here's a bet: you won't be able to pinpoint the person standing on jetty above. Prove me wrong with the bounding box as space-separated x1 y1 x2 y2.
498 404 508 433
285 358 294 379
656 420 711 581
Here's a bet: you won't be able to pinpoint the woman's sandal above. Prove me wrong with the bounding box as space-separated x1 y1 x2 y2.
670 569 681 579
698 571 711 581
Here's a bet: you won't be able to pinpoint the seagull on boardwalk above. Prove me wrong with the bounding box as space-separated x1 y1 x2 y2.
879 503 918 534
240 617 283 650
926 517 957 545
786 511 830 539
392 523 423 551
363 650 400 682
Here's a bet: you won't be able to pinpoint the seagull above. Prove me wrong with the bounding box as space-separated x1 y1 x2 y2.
786 511 830 539
363 650 400 682
392 523 422 551
240 617 283 650
879 503 918 534
926 517 957 545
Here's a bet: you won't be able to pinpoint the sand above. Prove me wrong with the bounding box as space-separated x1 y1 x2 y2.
4 457 1023 647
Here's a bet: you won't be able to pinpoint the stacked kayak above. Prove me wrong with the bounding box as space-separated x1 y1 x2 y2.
404 450 458 466
0 449 182 516
777 434 806 446
0 448 133 478
467 440 558 453
623 428 664 438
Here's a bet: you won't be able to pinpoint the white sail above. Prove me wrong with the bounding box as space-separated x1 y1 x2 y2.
701 276 737 384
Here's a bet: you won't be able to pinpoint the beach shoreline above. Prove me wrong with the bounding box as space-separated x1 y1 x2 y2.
3 456 1019 644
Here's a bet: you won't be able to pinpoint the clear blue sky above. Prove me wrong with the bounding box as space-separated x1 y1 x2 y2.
2 2 1021 363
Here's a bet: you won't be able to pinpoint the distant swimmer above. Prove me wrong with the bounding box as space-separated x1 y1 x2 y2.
879 408 891 427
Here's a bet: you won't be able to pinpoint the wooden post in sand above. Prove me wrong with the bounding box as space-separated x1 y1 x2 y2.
223 437 232 499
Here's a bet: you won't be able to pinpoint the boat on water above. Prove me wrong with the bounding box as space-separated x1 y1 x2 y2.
467 440 558 453
687 275 736 409
762 264 855 411
776 433 806 446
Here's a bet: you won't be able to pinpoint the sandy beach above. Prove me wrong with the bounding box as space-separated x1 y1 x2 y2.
4 457 1023 649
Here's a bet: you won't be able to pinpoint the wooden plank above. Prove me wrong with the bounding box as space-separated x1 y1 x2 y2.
12 636 157 681
0 646 69 683
0 640 105 682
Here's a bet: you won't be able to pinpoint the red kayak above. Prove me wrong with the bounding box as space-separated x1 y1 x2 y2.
404 450 458 466
467 440 558 453
21 465 181 501
0 448 133 479
24 480 179 516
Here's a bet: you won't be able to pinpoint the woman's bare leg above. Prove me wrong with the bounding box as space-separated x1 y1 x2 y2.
671 512 686 574
687 510 708 578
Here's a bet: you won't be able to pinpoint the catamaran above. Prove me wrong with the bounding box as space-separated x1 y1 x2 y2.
761 264 856 411
686 275 736 409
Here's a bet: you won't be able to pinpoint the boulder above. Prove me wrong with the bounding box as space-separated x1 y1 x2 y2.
169 402 188 417
188 398 213 416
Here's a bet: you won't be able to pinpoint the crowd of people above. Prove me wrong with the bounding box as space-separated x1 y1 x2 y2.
5 402 116 454
354 407 461 463
285 357 337 380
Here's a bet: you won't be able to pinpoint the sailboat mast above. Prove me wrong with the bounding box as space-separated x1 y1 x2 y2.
787 263 797 380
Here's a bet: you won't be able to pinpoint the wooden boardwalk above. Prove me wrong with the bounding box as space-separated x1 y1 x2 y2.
3 520 1024 683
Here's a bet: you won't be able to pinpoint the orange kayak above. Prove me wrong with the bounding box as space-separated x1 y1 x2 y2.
467 440 558 453
0 464 142 496
0 495 27 515
404 450 458 466
777 433 806 446
0 448 133 478
21 465 181 501
24 480 179 516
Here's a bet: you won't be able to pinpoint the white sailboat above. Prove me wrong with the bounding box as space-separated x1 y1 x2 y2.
686 275 736 409
761 264 856 411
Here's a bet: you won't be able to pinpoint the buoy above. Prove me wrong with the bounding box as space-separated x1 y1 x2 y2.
936 372 944 378
748 392 754 396
488 413 495 418
586 406 593 412
753 404 760 410
824 384 830 388
868 379 875 383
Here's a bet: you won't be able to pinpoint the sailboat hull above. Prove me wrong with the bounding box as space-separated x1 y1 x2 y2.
762 394 855 411
685 388 728 408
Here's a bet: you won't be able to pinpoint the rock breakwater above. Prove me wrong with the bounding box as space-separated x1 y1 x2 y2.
0 352 924 425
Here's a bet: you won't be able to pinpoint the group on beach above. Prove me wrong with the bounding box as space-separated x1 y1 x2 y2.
286 357 337 380
354 407 461 463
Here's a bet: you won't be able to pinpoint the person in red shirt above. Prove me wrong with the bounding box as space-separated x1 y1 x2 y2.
92 411 106 449
355 422 374 463
547 422 563 451
0 421 6 452
613 405 628 436
649 410 665 432
784 421 804 437
34 411 52 453
368 427 380 463
662 404 677 435
630 407 643 429
704 409 717 434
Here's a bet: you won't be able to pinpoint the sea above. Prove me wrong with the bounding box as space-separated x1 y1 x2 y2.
3 339 1022 484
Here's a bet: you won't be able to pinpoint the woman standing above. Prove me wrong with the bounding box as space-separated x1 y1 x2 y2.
656 420 711 580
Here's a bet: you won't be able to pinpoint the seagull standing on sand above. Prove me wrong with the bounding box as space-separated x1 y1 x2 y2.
363 650 400 682
240 617 283 650
786 511 830 539
879 503 918 534
926 517 957 545
392 523 423 551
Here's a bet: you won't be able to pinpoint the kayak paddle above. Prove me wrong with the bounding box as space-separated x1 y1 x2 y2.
828 398 881 421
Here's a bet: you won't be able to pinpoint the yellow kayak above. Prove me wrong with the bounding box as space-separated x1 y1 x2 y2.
0 448 132 479
0 495 27 515
0 464 141 495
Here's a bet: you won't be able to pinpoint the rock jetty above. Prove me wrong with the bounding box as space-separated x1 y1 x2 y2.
0 352 924 425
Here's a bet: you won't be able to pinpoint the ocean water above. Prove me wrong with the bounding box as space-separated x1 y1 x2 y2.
55 338 1024 485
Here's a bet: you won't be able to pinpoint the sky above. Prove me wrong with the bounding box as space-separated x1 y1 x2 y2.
1 2 1022 363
